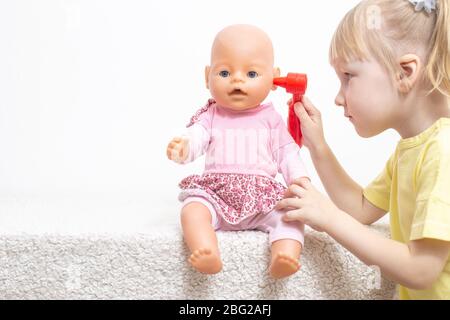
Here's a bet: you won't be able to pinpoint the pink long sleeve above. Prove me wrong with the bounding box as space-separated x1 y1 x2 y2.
276 142 309 185
181 123 211 164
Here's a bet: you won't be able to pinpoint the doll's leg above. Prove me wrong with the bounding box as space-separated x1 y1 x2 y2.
256 210 304 279
181 201 222 274
269 239 302 279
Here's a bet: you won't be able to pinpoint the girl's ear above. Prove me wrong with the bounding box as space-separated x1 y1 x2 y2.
205 66 211 89
397 54 421 93
272 67 281 91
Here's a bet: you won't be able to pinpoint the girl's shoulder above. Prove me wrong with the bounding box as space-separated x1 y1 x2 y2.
422 118 450 156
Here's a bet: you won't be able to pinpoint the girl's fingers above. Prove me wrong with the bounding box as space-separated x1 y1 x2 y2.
289 184 306 197
283 188 295 199
275 199 288 210
276 198 303 210
294 102 312 125
282 181 308 199
302 97 321 118
283 210 304 222
292 177 312 189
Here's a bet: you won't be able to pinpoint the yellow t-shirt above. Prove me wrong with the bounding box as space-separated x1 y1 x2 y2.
363 117 450 300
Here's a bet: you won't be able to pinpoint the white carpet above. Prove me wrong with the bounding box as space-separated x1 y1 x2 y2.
0 193 395 299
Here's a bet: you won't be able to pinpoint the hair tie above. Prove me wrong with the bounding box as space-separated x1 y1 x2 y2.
408 0 437 14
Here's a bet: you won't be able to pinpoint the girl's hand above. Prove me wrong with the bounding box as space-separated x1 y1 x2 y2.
276 177 340 232
288 96 326 153
166 137 190 164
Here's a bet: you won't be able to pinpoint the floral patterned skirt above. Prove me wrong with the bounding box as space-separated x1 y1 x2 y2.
178 173 286 225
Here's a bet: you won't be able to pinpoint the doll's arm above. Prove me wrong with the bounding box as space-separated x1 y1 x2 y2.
178 123 210 164
276 143 309 185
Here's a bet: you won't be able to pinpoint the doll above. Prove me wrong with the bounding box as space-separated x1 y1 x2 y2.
167 24 309 279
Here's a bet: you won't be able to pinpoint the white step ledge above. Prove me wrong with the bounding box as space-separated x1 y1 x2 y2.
0 223 395 299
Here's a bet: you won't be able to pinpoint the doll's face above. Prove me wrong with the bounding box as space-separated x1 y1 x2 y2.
205 25 279 111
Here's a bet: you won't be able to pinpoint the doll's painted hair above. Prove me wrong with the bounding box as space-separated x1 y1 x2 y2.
329 0 450 97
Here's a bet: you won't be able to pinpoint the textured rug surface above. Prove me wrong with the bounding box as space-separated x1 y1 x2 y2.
0 226 396 299
0 194 395 299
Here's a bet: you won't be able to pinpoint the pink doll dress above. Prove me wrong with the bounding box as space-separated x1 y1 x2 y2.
178 99 308 225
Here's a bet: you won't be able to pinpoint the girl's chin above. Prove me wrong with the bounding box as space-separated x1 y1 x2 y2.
354 124 382 139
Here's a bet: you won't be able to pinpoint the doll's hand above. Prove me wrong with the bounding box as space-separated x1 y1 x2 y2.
288 96 326 153
166 136 190 164
276 177 340 232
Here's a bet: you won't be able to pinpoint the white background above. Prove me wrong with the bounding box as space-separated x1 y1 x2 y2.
0 0 396 231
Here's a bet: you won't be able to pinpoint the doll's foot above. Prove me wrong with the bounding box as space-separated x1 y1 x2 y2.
269 252 301 279
188 248 222 274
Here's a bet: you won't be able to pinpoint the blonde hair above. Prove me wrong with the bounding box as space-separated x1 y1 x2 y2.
330 0 450 97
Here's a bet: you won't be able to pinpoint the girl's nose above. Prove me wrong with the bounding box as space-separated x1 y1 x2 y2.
335 89 346 108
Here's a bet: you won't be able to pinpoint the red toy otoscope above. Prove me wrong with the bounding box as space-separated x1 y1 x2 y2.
273 73 308 147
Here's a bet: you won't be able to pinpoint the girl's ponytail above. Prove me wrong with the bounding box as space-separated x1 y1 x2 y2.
427 0 450 96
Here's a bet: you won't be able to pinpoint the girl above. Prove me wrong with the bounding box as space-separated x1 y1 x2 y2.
276 0 450 299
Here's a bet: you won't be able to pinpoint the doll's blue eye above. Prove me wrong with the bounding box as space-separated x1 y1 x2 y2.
219 70 230 78
247 71 258 78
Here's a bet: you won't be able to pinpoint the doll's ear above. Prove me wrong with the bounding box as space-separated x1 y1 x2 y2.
205 66 211 89
272 67 281 91
397 54 421 94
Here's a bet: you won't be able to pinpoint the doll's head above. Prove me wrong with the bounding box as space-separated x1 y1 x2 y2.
205 24 280 111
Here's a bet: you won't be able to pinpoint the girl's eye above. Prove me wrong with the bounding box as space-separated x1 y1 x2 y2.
344 72 353 80
247 71 258 78
219 70 230 78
